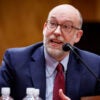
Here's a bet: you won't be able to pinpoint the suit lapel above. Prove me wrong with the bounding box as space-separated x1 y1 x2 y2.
29 46 46 100
66 51 82 100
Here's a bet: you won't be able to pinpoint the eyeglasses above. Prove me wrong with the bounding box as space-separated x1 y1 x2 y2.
46 20 80 33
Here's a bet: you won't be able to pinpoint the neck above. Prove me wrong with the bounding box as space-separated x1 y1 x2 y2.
51 51 70 62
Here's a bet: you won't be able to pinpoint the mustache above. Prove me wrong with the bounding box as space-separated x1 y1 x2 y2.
49 36 64 42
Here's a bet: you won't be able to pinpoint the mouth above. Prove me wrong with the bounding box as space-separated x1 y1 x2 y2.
49 39 63 47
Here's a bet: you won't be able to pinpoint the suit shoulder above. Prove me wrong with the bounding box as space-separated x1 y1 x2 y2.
6 42 43 54
3 42 43 60
75 47 100 62
2 42 43 67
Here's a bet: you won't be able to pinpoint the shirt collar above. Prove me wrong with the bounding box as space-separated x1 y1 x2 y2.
44 48 69 77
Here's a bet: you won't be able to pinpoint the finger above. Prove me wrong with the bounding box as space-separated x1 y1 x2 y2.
59 89 71 100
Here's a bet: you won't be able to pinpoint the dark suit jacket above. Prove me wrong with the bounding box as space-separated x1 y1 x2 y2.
0 42 100 100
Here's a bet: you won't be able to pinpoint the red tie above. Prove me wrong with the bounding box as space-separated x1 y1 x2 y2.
53 63 65 100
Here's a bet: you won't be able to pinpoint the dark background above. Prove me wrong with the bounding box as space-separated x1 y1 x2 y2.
76 22 100 55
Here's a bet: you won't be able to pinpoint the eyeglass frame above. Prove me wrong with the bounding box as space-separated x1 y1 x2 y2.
46 20 81 33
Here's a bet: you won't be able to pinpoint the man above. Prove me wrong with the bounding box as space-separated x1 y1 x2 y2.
0 4 100 100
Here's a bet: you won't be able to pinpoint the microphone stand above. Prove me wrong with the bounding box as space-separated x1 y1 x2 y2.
62 43 100 82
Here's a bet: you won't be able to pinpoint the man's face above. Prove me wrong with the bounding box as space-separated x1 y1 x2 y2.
43 5 83 60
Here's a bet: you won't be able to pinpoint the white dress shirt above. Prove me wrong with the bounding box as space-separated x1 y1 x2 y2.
44 49 69 100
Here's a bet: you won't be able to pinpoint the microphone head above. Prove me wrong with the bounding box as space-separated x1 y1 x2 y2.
62 43 71 51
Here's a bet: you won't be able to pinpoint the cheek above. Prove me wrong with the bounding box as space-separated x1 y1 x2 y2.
63 33 72 40
43 27 52 37
63 33 76 42
72 34 77 40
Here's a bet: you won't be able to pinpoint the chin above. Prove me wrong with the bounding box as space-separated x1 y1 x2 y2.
46 47 64 58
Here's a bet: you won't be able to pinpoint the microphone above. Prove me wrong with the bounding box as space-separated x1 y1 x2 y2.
62 43 100 82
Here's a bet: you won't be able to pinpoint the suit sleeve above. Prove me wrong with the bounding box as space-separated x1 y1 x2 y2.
0 50 15 95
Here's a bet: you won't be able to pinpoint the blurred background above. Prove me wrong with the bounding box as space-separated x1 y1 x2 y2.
0 0 100 63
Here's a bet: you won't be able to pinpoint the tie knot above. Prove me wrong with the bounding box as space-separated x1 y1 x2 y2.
56 63 64 72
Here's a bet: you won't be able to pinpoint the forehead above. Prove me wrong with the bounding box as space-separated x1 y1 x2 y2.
48 5 80 23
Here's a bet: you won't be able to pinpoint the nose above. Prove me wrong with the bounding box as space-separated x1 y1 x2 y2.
54 26 62 36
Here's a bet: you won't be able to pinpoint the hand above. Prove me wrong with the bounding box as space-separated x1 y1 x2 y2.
59 89 71 100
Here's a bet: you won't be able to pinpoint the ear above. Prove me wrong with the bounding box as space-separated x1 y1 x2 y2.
74 30 83 43
43 22 47 35
43 22 47 28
